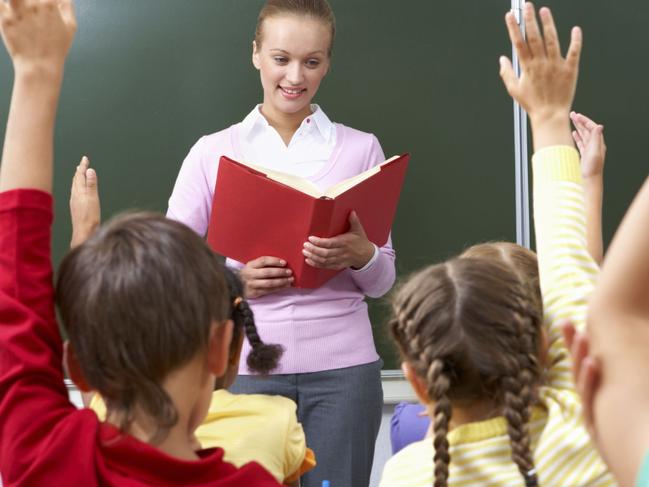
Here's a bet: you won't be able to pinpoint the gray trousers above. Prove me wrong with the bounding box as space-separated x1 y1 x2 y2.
229 359 383 487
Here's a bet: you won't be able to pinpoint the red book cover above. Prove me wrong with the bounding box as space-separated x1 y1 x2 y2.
207 154 409 288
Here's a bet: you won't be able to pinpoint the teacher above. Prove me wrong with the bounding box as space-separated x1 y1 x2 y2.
167 1 395 485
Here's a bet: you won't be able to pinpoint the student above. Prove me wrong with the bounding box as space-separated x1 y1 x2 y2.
389 111 607 454
380 4 614 486
168 1 393 484
563 123 649 485
0 1 280 485
71 164 317 484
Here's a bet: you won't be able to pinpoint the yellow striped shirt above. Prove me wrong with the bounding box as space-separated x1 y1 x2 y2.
380 147 614 487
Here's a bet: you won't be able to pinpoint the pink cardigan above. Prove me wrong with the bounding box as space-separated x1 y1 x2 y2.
168 123 396 374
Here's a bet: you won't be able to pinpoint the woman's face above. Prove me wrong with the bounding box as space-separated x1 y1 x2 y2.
253 15 331 120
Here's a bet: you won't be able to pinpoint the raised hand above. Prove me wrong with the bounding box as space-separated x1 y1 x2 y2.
500 3 582 150
0 0 76 193
239 256 294 299
70 156 100 248
571 112 606 179
0 0 76 72
562 321 600 439
302 211 375 270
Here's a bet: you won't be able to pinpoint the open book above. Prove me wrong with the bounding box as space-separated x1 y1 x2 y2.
207 154 409 288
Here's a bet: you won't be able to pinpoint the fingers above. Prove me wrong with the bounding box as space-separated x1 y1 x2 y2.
248 256 287 269
58 0 77 28
505 11 530 65
572 130 584 153
539 7 560 59
523 2 544 59
577 356 600 435
348 211 366 235
499 56 518 98
566 26 583 71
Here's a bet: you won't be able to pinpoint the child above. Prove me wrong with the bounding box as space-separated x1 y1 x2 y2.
564 126 649 484
389 111 607 454
0 1 280 485
72 161 317 484
380 4 614 486
168 1 392 484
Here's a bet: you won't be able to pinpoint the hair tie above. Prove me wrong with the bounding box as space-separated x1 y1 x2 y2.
525 468 538 487
233 296 243 308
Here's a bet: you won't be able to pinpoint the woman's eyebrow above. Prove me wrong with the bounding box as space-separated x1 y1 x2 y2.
269 48 325 55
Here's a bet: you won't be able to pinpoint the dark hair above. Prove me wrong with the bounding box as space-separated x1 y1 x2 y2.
389 257 542 487
222 267 283 374
255 0 336 57
461 241 542 316
56 212 230 442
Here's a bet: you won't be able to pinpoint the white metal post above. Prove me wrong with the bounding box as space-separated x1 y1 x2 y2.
511 0 530 248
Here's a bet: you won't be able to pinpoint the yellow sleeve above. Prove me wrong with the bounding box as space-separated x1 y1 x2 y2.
532 146 600 391
88 393 107 421
282 402 309 481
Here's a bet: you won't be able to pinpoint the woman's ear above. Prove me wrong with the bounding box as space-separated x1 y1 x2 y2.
252 40 261 70
63 341 92 392
402 362 431 405
207 319 234 377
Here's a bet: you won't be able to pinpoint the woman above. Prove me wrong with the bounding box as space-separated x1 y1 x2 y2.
167 2 394 485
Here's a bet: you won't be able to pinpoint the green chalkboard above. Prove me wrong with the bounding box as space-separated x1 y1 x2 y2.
0 1 642 369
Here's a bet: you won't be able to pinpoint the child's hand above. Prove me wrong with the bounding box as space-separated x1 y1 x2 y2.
562 321 600 440
303 212 375 270
500 4 581 147
70 156 100 248
571 111 606 179
0 0 76 74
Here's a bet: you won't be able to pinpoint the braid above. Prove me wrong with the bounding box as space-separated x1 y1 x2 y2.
501 311 539 487
238 300 284 374
427 359 452 487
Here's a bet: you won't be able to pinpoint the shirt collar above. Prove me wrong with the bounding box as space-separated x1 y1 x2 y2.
239 104 334 143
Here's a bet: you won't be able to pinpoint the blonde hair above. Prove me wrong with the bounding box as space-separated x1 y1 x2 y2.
255 0 336 57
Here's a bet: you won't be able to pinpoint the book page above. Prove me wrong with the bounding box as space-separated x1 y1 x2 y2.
240 155 400 199
323 155 400 198
244 162 324 198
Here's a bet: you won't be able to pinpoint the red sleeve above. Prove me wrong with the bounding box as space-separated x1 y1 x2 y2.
0 189 75 482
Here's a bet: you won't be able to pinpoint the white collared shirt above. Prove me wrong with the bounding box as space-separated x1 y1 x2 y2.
238 104 336 178
237 103 378 270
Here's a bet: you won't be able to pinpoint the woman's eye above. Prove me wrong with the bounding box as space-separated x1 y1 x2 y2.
306 59 321 68
273 56 288 64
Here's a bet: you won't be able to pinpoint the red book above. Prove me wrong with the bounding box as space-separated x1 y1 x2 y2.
207 154 409 288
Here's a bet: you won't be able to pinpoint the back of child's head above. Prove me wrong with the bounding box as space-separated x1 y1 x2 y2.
222 267 283 375
461 241 541 315
56 212 229 436
389 256 543 487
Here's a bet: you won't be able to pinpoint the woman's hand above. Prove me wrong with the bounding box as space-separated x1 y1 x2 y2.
302 212 375 270
240 256 294 299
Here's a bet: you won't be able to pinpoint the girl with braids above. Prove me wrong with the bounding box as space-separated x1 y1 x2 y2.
69 162 315 485
194 266 317 486
381 4 614 487
168 0 392 484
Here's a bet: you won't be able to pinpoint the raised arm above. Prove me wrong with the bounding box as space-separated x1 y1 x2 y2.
0 0 76 193
586 173 649 486
500 4 598 390
571 111 606 265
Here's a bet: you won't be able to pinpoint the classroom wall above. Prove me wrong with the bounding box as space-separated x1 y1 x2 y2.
0 1 646 369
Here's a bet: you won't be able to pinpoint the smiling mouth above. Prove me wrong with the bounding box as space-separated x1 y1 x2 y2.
279 86 307 95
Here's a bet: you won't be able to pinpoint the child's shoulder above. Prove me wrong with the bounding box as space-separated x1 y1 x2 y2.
211 390 297 417
381 439 432 486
